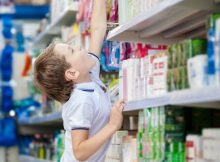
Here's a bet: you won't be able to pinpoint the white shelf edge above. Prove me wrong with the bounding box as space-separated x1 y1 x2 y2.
19 155 53 162
124 87 220 111
107 0 183 40
33 7 78 47
18 111 62 125
107 0 219 43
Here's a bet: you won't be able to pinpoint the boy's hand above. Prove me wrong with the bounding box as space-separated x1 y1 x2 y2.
108 100 125 131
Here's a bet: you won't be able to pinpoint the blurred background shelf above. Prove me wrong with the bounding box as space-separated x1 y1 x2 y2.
19 155 53 162
125 87 220 111
18 111 62 135
107 0 220 44
18 111 62 126
0 5 49 19
33 7 78 48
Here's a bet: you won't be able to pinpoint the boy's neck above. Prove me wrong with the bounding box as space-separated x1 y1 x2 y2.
74 73 91 84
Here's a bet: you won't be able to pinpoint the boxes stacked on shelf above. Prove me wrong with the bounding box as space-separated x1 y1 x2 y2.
105 131 128 162
167 39 207 91
119 43 167 101
164 107 185 162
122 135 137 162
137 106 185 162
186 135 202 162
105 131 137 162
51 0 79 23
202 129 220 161
186 129 220 162
118 0 166 24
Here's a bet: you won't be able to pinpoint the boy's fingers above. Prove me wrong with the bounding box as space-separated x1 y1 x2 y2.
115 100 125 107
119 104 125 111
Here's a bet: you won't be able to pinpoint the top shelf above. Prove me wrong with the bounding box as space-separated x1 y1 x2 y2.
33 7 78 48
107 0 220 44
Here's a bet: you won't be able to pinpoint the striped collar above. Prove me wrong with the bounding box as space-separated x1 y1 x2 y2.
75 82 95 92
75 81 107 93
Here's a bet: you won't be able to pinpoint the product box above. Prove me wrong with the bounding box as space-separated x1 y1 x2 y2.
153 52 168 96
187 55 208 89
202 138 220 161
186 135 202 162
185 39 207 59
111 131 128 145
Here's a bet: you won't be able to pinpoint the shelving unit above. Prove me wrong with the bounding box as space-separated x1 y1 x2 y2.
18 111 62 126
33 7 78 48
125 87 220 111
18 112 62 135
107 0 220 44
19 155 52 162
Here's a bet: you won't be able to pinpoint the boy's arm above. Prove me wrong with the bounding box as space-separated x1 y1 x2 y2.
72 124 116 161
89 0 107 57
71 101 124 161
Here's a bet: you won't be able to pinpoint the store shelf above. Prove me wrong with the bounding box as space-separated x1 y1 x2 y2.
107 0 220 44
19 155 52 162
125 95 170 111
0 5 49 19
18 111 62 125
34 7 78 48
124 87 220 111
170 87 220 108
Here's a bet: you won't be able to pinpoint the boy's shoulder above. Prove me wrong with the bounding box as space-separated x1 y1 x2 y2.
61 89 96 116
67 88 95 105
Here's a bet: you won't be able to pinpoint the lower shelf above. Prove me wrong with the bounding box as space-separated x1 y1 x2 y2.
19 155 53 162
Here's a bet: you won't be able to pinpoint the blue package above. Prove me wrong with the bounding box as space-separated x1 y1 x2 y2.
1 86 13 113
2 16 13 39
207 27 215 84
0 117 17 146
108 41 120 71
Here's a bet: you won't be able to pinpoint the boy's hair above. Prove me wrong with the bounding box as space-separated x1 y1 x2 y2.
34 43 73 103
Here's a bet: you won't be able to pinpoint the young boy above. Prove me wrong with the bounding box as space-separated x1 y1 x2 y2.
34 0 124 162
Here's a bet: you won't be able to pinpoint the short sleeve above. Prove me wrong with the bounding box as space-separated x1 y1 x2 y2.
88 53 100 78
68 102 94 131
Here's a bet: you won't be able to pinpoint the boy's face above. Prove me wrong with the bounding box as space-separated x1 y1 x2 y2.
54 43 95 81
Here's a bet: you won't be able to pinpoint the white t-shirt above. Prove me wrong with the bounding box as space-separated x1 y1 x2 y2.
61 53 112 162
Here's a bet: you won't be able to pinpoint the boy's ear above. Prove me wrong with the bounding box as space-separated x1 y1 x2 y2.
65 69 80 81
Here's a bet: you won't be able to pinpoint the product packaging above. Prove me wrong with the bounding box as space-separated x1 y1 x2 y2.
207 14 220 86
187 55 208 89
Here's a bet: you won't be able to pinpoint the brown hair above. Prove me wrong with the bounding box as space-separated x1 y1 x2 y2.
34 43 73 103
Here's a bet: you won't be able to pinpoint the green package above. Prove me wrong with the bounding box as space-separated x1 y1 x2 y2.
187 39 207 58
168 46 173 69
207 13 220 29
